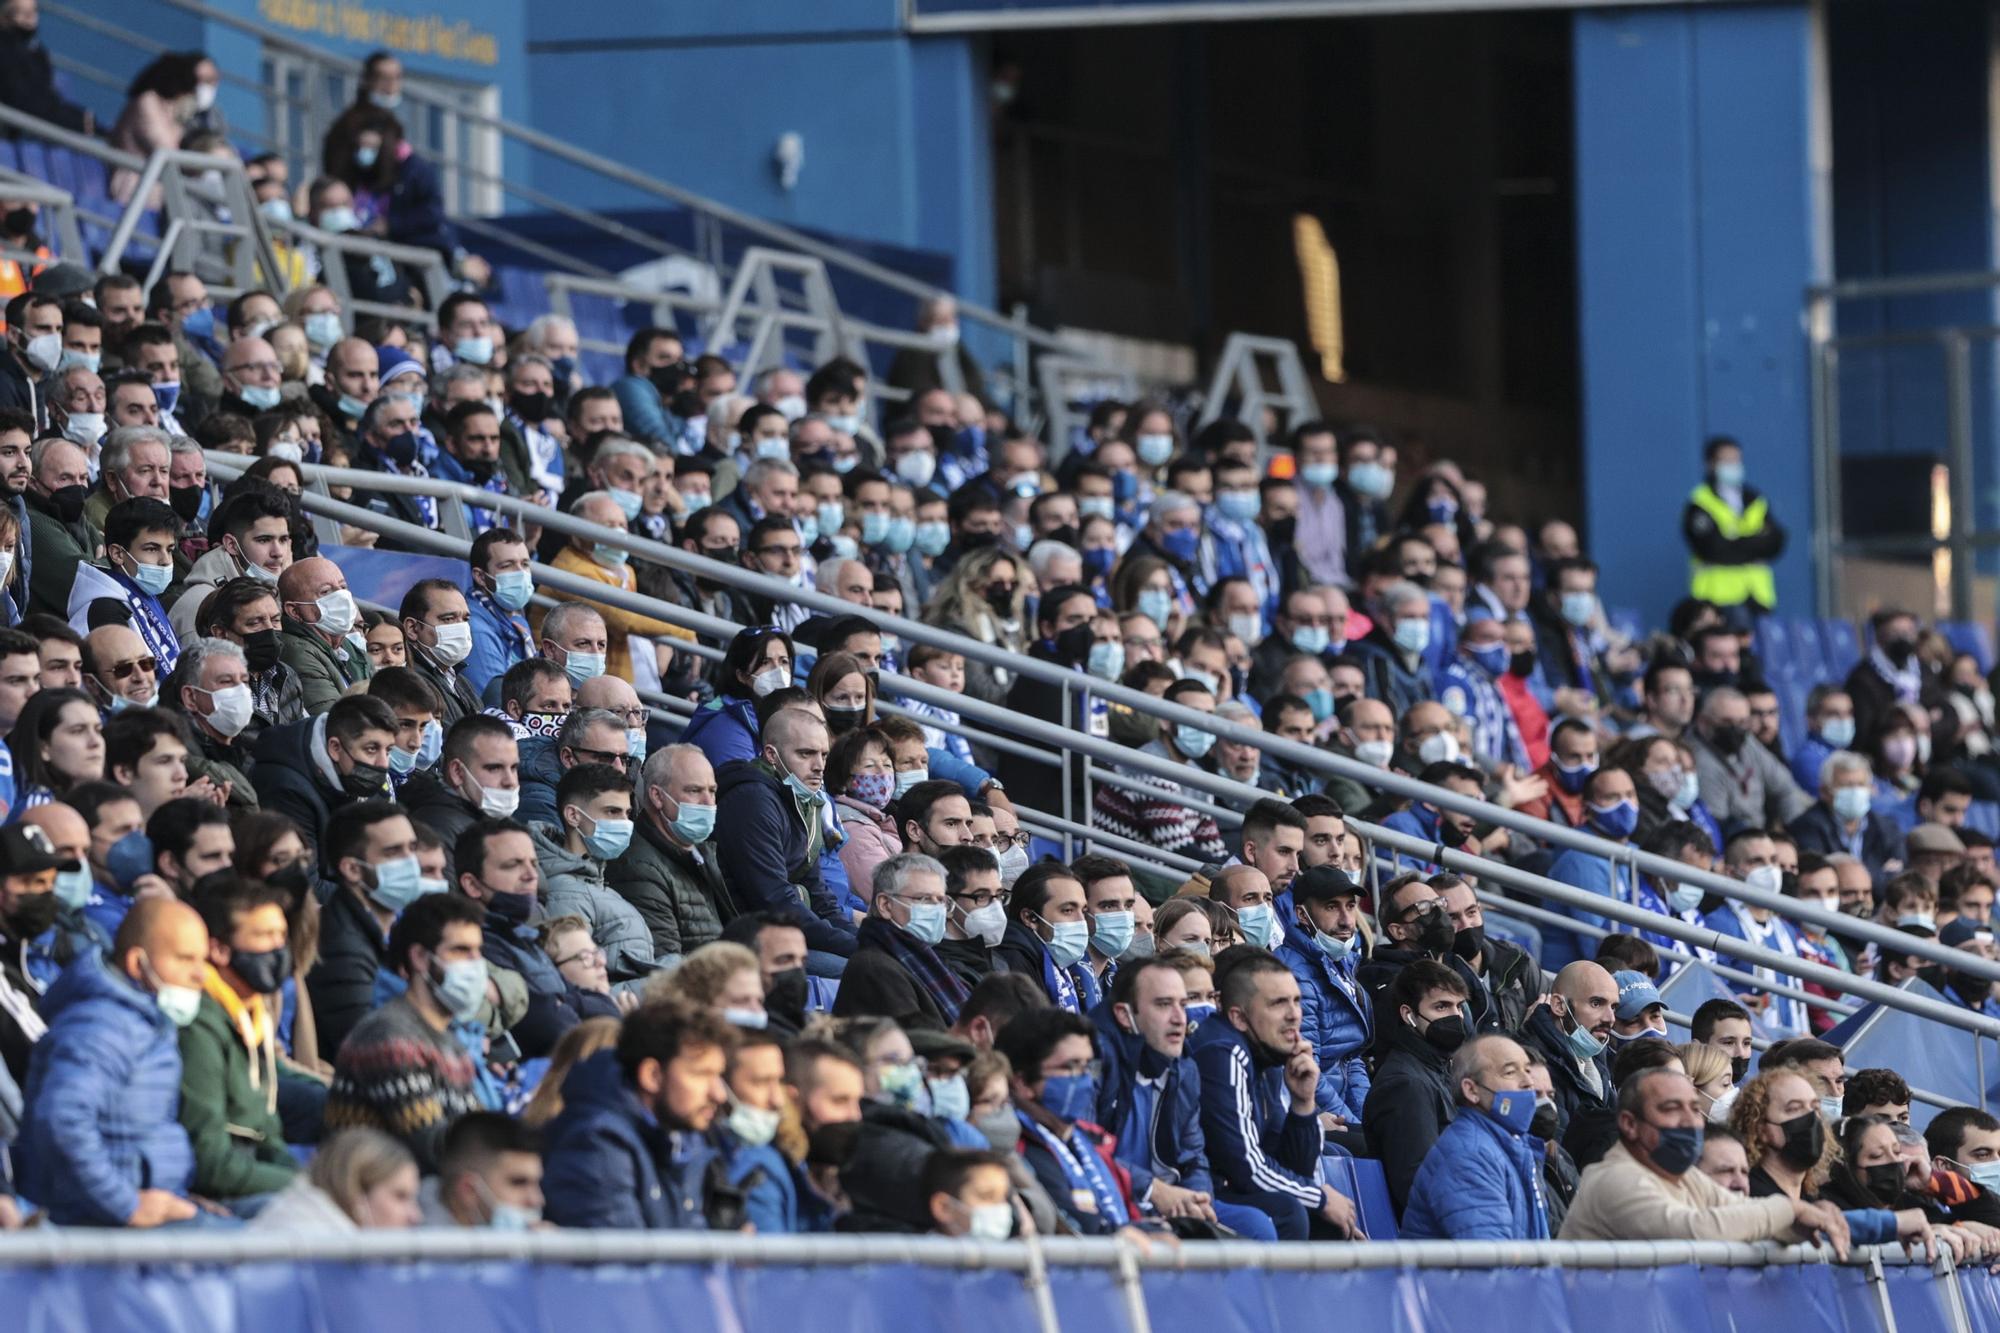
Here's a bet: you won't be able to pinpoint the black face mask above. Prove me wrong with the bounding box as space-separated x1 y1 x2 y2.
824 705 865 736
266 859 311 901
1530 1100 1561 1141
961 531 1001 555
981 581 1013 614
7 892 60 940
242 627 281 674
1508 650 1536 679
463 456 497 483
1775 1108 1826 1170
1730 1054 1750 1085
1414 910 1455 956
1709 723 1748 757
230 945 291 995
1693 668 1740 695
1453 924 1486 962
765 966 807 1027
1418 1012 1467 1054
340 760 390 800
1437 816 1469 849
647 365 686 397
1047 524 1079 549
1862 1162 1906 1203
46 482 86 524
1884 638 1918 667
510 391 551 422
169 484 205 524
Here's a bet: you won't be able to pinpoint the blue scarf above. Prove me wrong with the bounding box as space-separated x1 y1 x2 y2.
856 916 971 1024
1041 945 1080 1013
1021 1112 1128 1227
109 570 180 674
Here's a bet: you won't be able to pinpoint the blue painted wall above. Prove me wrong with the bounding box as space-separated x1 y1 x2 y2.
1572 2 1821 625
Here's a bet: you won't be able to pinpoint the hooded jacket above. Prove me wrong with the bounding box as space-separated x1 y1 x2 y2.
605 812 734 962
528 821 655 979
177 982 298 1200
713 758 856 958
514 736 565 832
250 714 349 862
1090 999 1211 1204
1400 1101 1551 1240
17 949 193 1225
681 695 762 772
542 1048 716 1230
169 544 252 645
1362 1012 1459 1212
1273 922 1373 1122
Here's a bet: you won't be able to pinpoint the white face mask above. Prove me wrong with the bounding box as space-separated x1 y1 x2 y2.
468 777 520 819
959 900 1007 947
428 620 473 667
62 412 105 449
314 589 358 636
751 665 789 697
202 682 255 738
22 331 59 373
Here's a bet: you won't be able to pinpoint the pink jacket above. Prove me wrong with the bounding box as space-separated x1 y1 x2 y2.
836 795 902 905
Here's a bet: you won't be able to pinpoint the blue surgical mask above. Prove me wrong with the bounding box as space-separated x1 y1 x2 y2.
1236 903 1278 950
1713 461 1745 490
861 511 891 546
415 719 443 770
1669 884 1705 914
1138 587 1173 629
669 798 717 844
106 830 154 890
592 542 629 568
1554 757 1597 794
1587 798 1639 840
181 306 216 341
1045 919 1090 968
1090 910 1134 959
1292 625 1331 655
366 855 428 914
894 768 928 798
1078 496 1115 521
609 488 644 522
1160 528 1200 563
1393 617 1431 655
1559 591 1596 628
125 556 173 597
453 335 494 366
1300 462 1337 489
1174 724 1215 759
883 515 917 554
580 813 634 861
927 1074 971 1122
1040 1072 1099 1122
627 726 649 764
1819 716 1856 748
490 568 533 611
1565 1015 1608 1062
1215 491 1259 524
431 958 489 1022
238 384 281 411
1306 688 1335 723
53 865 92 911
914 521 951 557
1831 785 1871 822
754 437 790 462
1346 460 1394 499
1468 642 1508 676
560 650 606 685
817 501 846 536
1314 926 1353 961
1136 433 1174 467
304 311 344 349
389 744 420 777
901 900 947 945
1087 640 1124 682
1184 1002 1216 1027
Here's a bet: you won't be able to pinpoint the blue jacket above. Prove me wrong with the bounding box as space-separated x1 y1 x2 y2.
1400 1105 1551 1240
1379 801 1448 874
465 590 533 697
17 949 193 1225
1544 846 1637 972
612 373 674 448
722 1133 802 1235
1188 1016 1324 1219
541 1049 715 1229
1789 733 1836 796
1273 924 1372 1122
1089 1001 1211 1203
478 900 581 1060
515 735 564 832
681 696 761 771
713 759 857 958
927 745 992 798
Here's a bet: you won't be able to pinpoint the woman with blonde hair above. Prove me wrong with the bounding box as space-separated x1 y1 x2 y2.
522 1016 622 1128
647 941 766 1026
252 1127 420 1231
1728 1069 1932 1251
923 545 1024 705
1677 1041 1736 1123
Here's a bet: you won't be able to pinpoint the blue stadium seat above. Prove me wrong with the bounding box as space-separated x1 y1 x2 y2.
1321 1153 1398 1240
1606 606 1645 646
1965 800 2000 841
488 264 551 332
0 139 19 173
1940 620 1994 674
1820 618 1863 676
1754 617 1801 684
15 140 46 183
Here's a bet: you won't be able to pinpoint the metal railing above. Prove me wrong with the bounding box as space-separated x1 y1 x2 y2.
0 171 87 271
202 452 2000 1039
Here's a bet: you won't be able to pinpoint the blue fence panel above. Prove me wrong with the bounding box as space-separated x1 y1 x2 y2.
1880 1261 1959 1333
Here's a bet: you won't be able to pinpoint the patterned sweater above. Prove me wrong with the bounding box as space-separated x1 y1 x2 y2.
323 994 484 1172
1090 740 1229 862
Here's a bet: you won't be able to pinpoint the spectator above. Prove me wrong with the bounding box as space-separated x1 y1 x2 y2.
1688 687 1811 832
1517 959 1617 1146
1275 864 1373 1126
252 693 397 861
1788 749 1905 880
0 0 91 133
541 996 735 1229
538 490 687 683
1436 874 1542 1033
1356 874 1489 1029
179 874 297 1205
464 529 535 696
452 818 578 1058
1705 830 1810 1033
1092 678 1230 863
433 1112 544 1229
170 488 293 646
1401 1034 1549 1240
993 861 1090 1012
323 893 489 1171
1364 958 1467 1211
832 852 967 1029
401 715 520 861
1189 948 1356 1240
531 761 654 981
1730 1069 1926 1249
679 625 792 770
17 896 206 1227
396 578 480 727
992 1006 1131 1236
1698 1125 1753 1196
303 799 418 1057
1558 1067 1845 1247
517 704 630 830
606 744 728 963
252 1126 419 1232
195 579 305 743
276 556 370 712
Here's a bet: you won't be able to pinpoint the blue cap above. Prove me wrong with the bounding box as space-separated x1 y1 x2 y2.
376 345 427 386
1612 970 1665 1023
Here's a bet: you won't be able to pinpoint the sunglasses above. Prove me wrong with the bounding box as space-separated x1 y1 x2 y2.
104 657 159 681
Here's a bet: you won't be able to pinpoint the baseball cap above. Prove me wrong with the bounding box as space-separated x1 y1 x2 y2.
1293 865 1365 904
1612 969 1665 1023
0 824 79 877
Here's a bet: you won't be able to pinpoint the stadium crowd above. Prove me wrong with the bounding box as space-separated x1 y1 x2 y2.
0 22 1994 1254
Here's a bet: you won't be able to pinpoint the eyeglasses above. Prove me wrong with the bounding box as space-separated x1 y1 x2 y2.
104 657 158 681
552 944 606 969
757 544 802 559
952 889 1008 910
1399 900 1443 924
570 746 630 770
1041 1057 1102 1081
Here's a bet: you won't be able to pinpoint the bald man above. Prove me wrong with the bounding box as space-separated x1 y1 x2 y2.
540 490 685 683
218 335 284 418
18 895 207 1227
84 623 159 711
715 707 856 964
277 555 370 713
314 337 379 436
577 672 648 762
1519 959 1619 1144
1400 1034 1548 1239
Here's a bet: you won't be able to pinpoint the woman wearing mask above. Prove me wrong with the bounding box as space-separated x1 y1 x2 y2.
923 547 1025 707
681 626 794 770
1868 714 1923 810
830 727 901 915
1616 735 1699 846
504 354 567 503
109 53 203 204
1110 556 1180 645
281 285 344 376
1154 898 1218 957
1678 1040 1739 1123
321 107 489 286
808 651 876 737
252 1126 421 1231
1731 1071 1934 1252
1118 401 1180 481
1822 1114 1976 1260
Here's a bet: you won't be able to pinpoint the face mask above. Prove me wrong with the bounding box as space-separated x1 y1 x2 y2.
1086 640 1125 682
914 520 951 557
977 1107 1023 1153
1355 738 1394 769
719 1007 768 1031
123 554 173 597
1040 1072 1099 1122
599 487 642 523
484 568 533 611
848 770 894 809
431 957 489 1022
57 348 100 376
1413 1011 1467 1054
318 205 360 234
105 830 154 891
230 945 291 995
1775 1109 1826 1170
1417 731 1460 765
236 383 282 411
1347 460 1394 499
1587 798 1639 840
1648 1123 1705 1176
1710 723 1749 757
1897 913 1935 932
22 331 58 373
1291 625 1331 655
1559 591 1596 628
470 779 520 819
1671 770 1701 812
1831 786 1870 822
1509 649 1537 678
1174 723 1215 759
727 1098 781 1147
1819 716 1856 748
62 412 105 451
1134 433 1175 467
1138 588 1173 630
950 899 1004 950
1078 496 1117 523
1564 1012 1607 1061
590 542 629 569
200 683 255 739
453 335 494 366
153 977 204 1029
7 891 60 938
1467 642 1508 676
1962 1162 2000 1193
1184 668 1220 697
1862 1162 1906 1202
1090 910 1134 959
1742 864 1784 895
1216 490 1260 524
1159 527 1200 563
1314 925 1353 961
389 744 420 777
1227 612 1263 647
668 797 717 844
1300 461 1337 489
1484 1086 1536 1134
427 621 473 667
900 900 948 946
1394 618 1431 655
877 1059 923 1108
1713 461 1745 489
353 144 380 170
1236 903 1279 950
304 311 343 349
1553 757 1597 794
365 854 428 913
1044 919 1090 969
1670 884 1705 914
894 768 929 800
965 1201 1012 1241
576 810 634 861
560 649 605 686
1705 1084 1741 1123
1530 1096 1561 1141
1820 1096 1845 1127
750 665 790 698
997 843 1030 888
52 865 92 912
896 451 938 488
311 589 357 636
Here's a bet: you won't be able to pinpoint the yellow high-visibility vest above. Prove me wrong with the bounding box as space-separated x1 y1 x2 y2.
1688 484 1776 609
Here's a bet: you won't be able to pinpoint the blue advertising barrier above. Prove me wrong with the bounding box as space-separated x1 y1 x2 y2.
0 1235 1987 1333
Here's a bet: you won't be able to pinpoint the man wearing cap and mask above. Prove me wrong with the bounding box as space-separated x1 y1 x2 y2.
1401 1034 1550 1239
349 393 443 544
1275 864 1374 1131
17 894 210 1227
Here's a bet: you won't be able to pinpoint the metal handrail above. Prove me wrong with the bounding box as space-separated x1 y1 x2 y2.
201 451 2000 989
0 172 87 266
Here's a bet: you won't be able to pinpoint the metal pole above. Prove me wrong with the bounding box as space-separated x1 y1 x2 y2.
1060 686 1076 861
1945 332 1976 621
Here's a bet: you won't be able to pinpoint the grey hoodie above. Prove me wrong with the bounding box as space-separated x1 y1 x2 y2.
528 821 656 980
